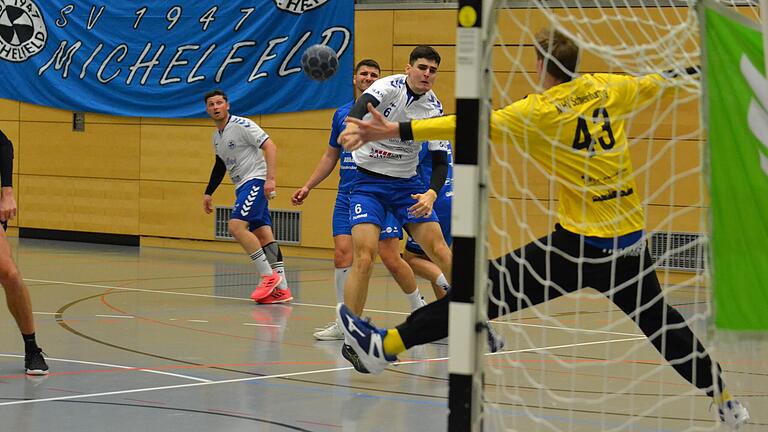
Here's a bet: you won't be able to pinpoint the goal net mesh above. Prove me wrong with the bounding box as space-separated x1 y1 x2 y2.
479 1 757 430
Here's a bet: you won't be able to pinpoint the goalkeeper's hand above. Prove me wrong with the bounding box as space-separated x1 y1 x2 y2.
339 103 400 150
739 54 768 176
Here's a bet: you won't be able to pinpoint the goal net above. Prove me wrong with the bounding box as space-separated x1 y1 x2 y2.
458 1 760 431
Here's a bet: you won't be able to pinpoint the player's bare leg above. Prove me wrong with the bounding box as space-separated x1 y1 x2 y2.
345 223 380 315
0 230 34 334
403 249 447 300
405 221 452 283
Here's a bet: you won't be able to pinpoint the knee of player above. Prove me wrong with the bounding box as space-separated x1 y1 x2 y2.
352 250 376 269
226 220 247 237
379 251 405 272
0 264 22 286
333 249 352 268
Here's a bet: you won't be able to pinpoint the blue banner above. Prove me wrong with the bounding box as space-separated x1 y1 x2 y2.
0 1 353 118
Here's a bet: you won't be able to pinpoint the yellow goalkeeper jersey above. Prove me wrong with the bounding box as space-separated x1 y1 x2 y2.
411 73 666 238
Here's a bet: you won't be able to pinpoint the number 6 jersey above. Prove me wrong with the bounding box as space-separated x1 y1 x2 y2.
353 74 449 178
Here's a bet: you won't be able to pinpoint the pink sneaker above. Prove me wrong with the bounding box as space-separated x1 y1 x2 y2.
258 287 293 304
250 271 282 301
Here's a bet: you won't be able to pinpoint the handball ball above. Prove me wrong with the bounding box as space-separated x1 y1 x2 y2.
301 44 339 81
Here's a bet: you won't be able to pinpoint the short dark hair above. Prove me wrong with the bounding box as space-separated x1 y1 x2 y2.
204 89 228 104
409 46 441 66
535 28 579 83
355 59 381 73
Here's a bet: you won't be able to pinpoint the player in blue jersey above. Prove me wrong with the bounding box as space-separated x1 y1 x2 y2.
292 60 427 342
203 90 291 305
0 129 48 375
404 141 453 300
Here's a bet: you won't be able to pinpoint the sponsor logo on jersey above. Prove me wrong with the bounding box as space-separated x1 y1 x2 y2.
0 0 47 63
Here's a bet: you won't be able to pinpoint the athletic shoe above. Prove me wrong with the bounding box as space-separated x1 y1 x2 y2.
411 296 428 312
336 303 396 374
487 322 505 353
718 399 750 430
25 348 49 376
313 320 344 341
257 287 293 304
341 343 370 373
250 271 282 301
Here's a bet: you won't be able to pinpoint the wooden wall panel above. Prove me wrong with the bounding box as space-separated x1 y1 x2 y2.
267 128 339 189
0 99 19 121
356 10 395 71
142 117 212 127
19 175 138 234
19 122 140 179
393 10 456 45
140 180 335 249
140 180 231 239
140 124 219 183
261 109 335 130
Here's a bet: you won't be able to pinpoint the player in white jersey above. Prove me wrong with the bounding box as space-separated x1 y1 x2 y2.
203 90 291 304
291 60 428 343
337 47 453 371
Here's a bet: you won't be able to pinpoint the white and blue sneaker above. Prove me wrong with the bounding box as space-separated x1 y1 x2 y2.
718 399 750 430
486 322 505 353
336 303 396 374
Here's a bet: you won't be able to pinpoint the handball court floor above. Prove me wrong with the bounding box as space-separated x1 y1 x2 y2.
0 237 765 432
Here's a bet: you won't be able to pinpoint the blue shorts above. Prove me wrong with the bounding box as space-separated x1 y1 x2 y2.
406 194 452 254
231 178 272 231
333 192 402 240
349 171 439 230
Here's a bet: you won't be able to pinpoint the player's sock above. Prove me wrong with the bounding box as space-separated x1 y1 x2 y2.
263 242 287 288
22 333 40 354
383 329 406 356
334 267 351 304
249 249 273 276
714 388 733 405
435 273 450 291
406 288 425 310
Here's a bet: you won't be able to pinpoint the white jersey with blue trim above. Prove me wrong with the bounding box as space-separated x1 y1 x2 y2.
212 115 269 189
353 74 449 178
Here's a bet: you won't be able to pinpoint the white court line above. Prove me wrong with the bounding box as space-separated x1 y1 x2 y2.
25 278 637 337
494 321 641 337
0 365 351 407
33 312 59 315
0 336 645 407
242 323 281 328
95 314 134 319
0 354 210 383
187 319 209 323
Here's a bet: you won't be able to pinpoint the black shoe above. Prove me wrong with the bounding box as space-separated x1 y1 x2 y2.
341 343 370 374
25 348 49 376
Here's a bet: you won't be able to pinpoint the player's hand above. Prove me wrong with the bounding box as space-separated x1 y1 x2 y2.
338 122 364 151
202 194 214 214
0 188 17 222
409 190 437 218
265 179 277 200
291 187 310 205
340 103 400 150
740 54 768 177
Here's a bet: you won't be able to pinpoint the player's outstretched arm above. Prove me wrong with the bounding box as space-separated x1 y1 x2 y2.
261 138 278 199
340 103 399 150
291 146 341 206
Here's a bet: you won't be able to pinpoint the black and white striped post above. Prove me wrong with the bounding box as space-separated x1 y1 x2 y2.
449 1 493 431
